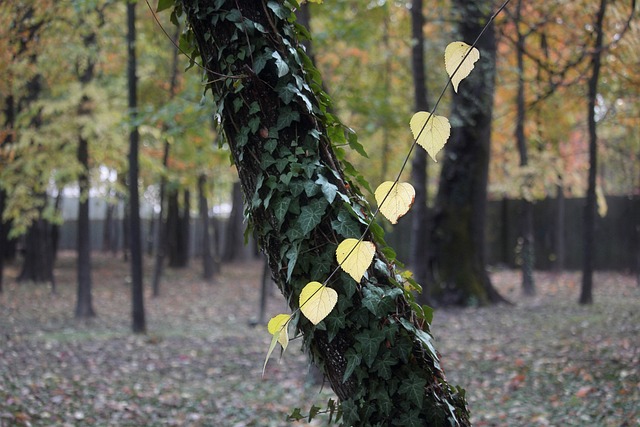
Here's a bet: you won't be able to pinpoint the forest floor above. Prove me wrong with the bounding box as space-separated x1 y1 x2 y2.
0 252 638 427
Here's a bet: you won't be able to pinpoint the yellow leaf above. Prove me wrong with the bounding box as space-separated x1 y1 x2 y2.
299 281 338 325
336 238 375 282
375 181 415 224
410 112 451 162
596 184 608 217
263 313 291 376
267 313 291 349
444 41 480 93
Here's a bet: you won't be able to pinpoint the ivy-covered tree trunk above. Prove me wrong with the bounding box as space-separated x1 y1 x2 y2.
426 0 505 306
180 1 470 425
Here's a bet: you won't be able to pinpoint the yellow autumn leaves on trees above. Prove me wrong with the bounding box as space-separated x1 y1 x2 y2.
263 41 479 371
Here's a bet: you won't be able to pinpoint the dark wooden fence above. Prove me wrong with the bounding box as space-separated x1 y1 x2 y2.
386 195 639 272
55 196 639 272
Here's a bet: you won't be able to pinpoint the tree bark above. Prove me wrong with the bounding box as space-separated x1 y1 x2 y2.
409 0 431 303
198 174 217 281
152 141 169 296
222 181 249 262
75 134 96 318
427 0 506 306
181 1 470 424
581 0 608 305
553 180 565 272
514 0 535 296
167 188 190 267
18 214 56 289
127 1 145 333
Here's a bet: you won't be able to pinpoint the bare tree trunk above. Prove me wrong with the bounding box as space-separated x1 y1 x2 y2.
581 0 608 305
410 0 431 303
127 0 145 333
553 180 565 273
514 0 535 296
18 214 56 290
181 1 470 424
75 134 96 318
222 182 247 262
427 0 506 306
152 141 169 296
198 174 217 281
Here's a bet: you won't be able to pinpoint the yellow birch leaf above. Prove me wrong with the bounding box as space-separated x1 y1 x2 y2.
299 281 338 325
375 181 415 224
596 184 608 217
444 41 480 93
336 238 375 282
263 313 291 375
410 112 451 162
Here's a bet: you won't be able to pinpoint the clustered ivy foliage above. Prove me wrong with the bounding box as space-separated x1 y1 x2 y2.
165 0 471 425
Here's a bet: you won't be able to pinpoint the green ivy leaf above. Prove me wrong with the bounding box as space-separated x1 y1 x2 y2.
331 210 362 238
398 375 426 409
355 329 386 368
285 245 299 282
396 409 423 427
343 349 361 383
362 286 383 316
253 50 271 75
276 107 300 130
296 198 327 235
272 197 291 224
267 1 289 19
156 0 175 13
315 174 337 204
372 352 396 380
340 399 361 426
271 51 290 77
399 318 440 370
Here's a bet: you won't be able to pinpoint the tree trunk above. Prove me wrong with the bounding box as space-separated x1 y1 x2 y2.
152 141 169 296
553 180 565 272
74 11 102 318
181 1 470 424
198 174 217 281
180 189 190 266
75 134 96 318
581 0 608 305
167 188 190 267
222 181 248 262
427 0 506 306
127 0 145 333
0 189 6 293
409 0 431 303
514 0 535 296
18 215 56 289
153 27 181 294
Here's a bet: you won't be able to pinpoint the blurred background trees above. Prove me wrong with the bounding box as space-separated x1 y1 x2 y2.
0 0 638 316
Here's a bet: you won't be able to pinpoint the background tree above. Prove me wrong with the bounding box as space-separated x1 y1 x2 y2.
426 0 506 306
176 0 471 424
72 1 109 319
409 0 431 299
127 0 145 333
